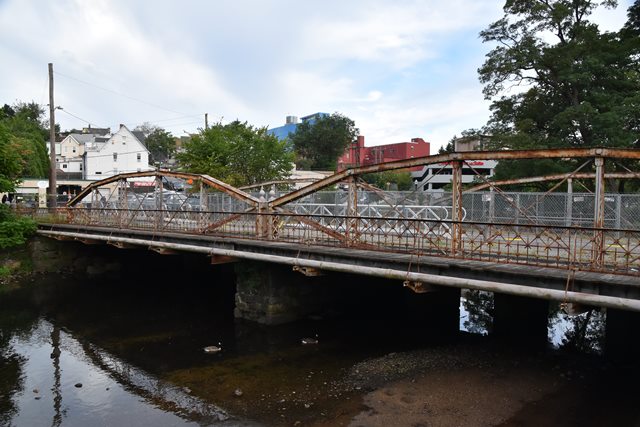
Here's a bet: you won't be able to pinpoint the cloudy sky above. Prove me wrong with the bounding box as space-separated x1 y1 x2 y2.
0 0 632 152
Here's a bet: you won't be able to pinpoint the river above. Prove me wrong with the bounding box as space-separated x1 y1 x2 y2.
1 249 639 426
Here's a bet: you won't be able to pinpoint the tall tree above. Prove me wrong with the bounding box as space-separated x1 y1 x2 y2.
479 0 638 148
474 0 640 185
144 128 175 164
177 121 294 187
290 113 359 170
0 101 49 179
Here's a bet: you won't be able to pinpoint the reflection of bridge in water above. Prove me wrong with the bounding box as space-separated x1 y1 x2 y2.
31 148 640 312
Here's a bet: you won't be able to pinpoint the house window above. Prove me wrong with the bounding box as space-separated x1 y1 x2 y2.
113 153 118 161
80 164 83 170
72 147 76 153
96 172 102 175
137 153 141 162
62 164 67 169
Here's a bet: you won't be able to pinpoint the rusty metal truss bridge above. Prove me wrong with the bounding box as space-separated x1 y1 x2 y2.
28 147 640 309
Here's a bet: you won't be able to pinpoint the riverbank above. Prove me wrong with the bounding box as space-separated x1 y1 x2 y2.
307 341 639 427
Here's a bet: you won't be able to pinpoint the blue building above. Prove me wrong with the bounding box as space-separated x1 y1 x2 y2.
268 113 328 145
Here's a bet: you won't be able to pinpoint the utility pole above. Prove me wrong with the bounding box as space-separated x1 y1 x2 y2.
205 113 209 130
48 63 57 208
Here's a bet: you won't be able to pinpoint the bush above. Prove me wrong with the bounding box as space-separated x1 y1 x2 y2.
0 206 36 249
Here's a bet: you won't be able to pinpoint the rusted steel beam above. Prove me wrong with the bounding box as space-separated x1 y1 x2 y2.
203 212 247 234
67 171 259 207
37 230 640 311
451 161 463 256
275 207 351 244
593 158 606 267
465 172 640 192
210 255 238 265
269 169 351 208
270 148 640 208
239 178 321 190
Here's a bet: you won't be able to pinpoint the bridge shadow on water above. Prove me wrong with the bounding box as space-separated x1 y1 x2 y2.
2 245 640 426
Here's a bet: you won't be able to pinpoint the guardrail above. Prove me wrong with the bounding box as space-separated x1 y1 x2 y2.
27 207 640 277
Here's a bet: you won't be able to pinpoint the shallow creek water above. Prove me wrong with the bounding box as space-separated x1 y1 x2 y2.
1 251 639 426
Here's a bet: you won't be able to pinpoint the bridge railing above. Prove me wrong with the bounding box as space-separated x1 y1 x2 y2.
29 207 639 276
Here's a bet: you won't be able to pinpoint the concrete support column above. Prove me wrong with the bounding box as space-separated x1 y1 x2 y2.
234 261 330 325
493 293 549 345
605 308 640 360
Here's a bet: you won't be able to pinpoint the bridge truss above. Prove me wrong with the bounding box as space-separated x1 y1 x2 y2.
32 148 640 277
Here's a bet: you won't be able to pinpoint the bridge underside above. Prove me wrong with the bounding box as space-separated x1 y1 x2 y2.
38 223 640 311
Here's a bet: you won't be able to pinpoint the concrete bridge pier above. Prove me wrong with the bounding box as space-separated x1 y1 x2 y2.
233 261 332 325
605 309 640 359
493 294 549 345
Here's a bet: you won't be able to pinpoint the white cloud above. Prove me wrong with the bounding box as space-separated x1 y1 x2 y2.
0 0 631 158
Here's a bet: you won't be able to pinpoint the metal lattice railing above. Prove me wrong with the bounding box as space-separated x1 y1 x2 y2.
28 204 640 276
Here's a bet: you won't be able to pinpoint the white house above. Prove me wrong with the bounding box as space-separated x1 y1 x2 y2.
84 124 153 180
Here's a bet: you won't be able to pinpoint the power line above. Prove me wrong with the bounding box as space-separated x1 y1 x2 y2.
58 108 95 127
54 70 196 116
124 114 204 127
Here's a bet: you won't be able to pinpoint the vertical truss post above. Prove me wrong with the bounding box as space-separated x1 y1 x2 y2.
451 160 463 256
346 176 359 246
118 179 127 228
155 175 163 230
269 186 279 240
256 200 271 239
489 187 495 223
92 188 99 224
566 178 573 227
199 183 207 231
593 157 605 267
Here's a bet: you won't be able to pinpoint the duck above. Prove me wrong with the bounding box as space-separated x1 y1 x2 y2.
301 334 319 345
203 342 222 353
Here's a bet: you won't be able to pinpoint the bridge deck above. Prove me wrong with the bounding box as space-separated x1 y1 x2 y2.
38 223 640 302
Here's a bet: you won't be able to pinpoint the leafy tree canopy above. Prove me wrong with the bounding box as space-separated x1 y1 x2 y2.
479 0 638 149
0 102 50 183
362 171 414 191
177 121 294 187
470 0 640 188
290 113 359 170
144 128 175 164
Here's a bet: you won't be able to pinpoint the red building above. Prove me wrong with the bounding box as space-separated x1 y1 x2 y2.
337 136 430 171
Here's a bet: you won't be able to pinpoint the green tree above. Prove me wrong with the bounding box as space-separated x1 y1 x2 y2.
0 123 22 192
177 121 294 187
363 171 414 191
473 0 640 185
0 102 50 179
291 113 359 170
145 128 175 164
0 121 37 249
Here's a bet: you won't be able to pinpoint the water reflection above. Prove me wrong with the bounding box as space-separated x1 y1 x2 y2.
548 305 605 354
460 289 493 335
460 289 605 354
1 318 247 426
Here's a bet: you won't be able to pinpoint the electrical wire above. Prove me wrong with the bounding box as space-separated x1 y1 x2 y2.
58 108 95 127
54 70 195 116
